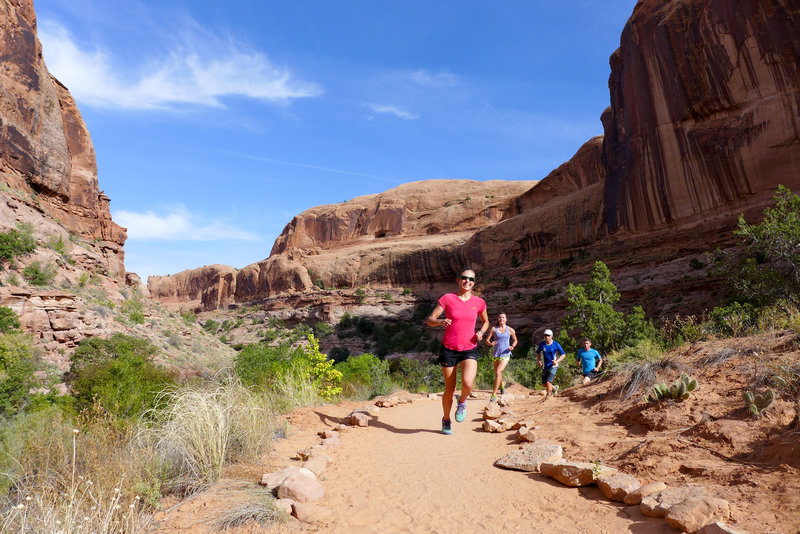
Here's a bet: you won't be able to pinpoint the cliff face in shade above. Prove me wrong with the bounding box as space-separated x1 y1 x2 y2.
602 0 800 235
0 0 127 276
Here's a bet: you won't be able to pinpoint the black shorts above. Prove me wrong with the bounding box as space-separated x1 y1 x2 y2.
438 345 479 367
583 370 600 380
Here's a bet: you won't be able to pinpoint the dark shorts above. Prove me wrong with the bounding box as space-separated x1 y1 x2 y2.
583 370 600 380
542 365 558 384
438 345 479 367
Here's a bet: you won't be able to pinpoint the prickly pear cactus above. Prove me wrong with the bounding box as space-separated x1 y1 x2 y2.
743 389 774 418
646 374 699 403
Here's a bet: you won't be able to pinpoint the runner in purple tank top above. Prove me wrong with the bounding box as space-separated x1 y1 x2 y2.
485 313 517 402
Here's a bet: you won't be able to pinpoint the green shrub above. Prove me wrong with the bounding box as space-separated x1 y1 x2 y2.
203 319 220 334
0 306 21 333
389 357 443 392
235 335 341 400
69 334 176 422
403 287 413 295
22 261 56 286
329 346 350 363
313 321 333 338
335 353 391 399
180 311 197 325
0 225 36 268
0 332 37 416
718 185 800 305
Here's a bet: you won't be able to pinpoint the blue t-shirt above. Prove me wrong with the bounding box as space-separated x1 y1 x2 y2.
536 340 565 367
577 347 602 374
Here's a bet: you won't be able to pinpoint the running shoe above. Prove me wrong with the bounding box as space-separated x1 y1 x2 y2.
499 382 505 394
441 418 452 435
552 385 559 397
490 394 497 402
455 401 467 422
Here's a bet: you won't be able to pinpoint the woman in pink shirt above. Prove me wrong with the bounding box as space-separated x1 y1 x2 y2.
427 269 490 435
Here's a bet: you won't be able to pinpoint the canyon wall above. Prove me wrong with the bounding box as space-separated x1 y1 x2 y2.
602 0 800 234
0 0 127 276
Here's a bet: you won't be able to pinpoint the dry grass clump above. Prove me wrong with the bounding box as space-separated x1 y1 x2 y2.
0 411 152 533
606 339 681 400
698 347 739 367
142 378 278 494
211 488 286 530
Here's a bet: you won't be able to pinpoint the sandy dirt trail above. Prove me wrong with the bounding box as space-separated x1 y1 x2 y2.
317 396 675 534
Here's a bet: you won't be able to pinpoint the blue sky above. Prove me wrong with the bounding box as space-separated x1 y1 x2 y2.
34 0 637 281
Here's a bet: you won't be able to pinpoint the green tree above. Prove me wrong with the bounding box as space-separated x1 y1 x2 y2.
562 261 653 354
69 334 175 421
723 185 800 305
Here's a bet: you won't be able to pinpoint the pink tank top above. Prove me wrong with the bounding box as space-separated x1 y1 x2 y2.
438 293 487 351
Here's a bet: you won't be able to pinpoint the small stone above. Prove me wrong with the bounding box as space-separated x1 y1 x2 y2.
624 481 667 505
697 521 748 534
274 498 294 515
277 468 324 503
641 484 708 518
292 502 332 523
517 426 537 442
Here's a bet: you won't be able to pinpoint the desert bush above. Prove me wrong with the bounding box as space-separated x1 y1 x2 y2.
180 311 197 325
0 225 36 268
313 321 333 338
335 353 391 399
716 185 800 305
69 334 176 422
203 319 219 334
0 306 21 333
22 261 56 286
234 335 341 401
0 331 38 416
389 357 443 392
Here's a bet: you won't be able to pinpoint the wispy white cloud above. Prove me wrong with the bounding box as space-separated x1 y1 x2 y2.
406 69 460 88
38 19 323 110
223 151 397 183
365 103 420 120
114 206 260 241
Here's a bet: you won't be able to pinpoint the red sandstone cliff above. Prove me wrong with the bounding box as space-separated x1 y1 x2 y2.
148 265 237 312
0 0 127 276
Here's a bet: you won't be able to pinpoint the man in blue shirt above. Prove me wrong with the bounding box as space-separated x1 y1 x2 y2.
536 329 565 398
577 338 603 384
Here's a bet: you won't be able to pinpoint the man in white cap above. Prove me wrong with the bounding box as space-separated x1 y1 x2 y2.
536 329 566 398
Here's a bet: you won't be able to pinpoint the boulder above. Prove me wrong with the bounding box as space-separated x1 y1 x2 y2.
347 412 370 427
276 468 324 503
541 461 615 487
302 455 329 477
624 481 667 505
260 466 304 491
516 426 538 442
665 496 731 533
495 441 563 472
641 484 708 518
596 472 641 503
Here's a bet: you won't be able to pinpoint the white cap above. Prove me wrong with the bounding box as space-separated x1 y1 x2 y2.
544 329 553 336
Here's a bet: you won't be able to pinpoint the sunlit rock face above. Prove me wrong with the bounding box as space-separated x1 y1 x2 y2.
601 0 800 235
148 265 238 312
0 0 127 276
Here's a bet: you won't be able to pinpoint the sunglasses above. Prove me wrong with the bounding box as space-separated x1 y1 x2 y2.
460 275 476 282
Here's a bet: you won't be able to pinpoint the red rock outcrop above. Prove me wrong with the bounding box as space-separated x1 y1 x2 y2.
0 0 127 276
601 0 800 234
148 265 237 312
